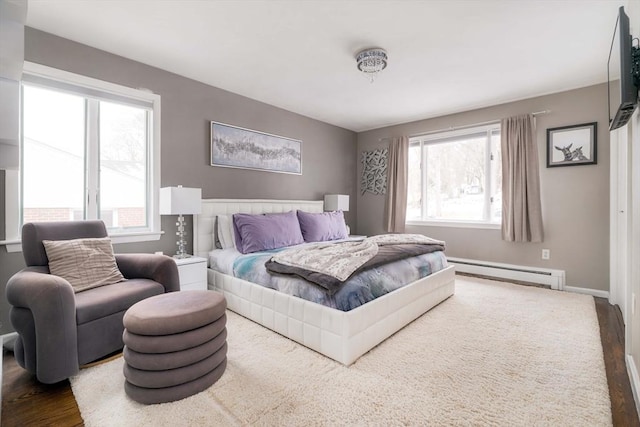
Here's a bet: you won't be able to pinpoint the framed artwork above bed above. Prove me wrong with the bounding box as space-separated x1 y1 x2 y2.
210 121 302 175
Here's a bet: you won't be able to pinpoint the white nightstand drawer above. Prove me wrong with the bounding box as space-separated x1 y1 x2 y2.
178 262 206 285
181 281 206 292
173 256 207 291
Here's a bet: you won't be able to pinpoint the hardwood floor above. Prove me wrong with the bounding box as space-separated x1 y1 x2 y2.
2 297 639 426
1 357 82 427
595 297 640 426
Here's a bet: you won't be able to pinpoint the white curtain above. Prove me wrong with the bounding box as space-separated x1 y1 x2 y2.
501 114 544 242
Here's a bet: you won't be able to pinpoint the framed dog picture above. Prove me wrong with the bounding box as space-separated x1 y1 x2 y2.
546 122 597 167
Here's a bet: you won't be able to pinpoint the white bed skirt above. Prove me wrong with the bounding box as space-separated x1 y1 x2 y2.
209 265 455 365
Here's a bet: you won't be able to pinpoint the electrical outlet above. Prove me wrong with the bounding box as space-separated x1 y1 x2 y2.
541 249 550 260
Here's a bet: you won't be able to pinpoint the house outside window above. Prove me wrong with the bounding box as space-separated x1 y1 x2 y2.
2 62 162 250
406 123 501 228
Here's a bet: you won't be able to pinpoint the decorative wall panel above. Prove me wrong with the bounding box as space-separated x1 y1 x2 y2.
361 148 387 195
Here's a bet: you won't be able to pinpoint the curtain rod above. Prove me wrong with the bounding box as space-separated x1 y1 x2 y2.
378 110 551 141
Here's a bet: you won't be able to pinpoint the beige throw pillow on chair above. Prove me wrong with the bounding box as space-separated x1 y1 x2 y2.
43 237 125 293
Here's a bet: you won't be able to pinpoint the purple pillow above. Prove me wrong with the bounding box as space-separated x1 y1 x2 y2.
297 210 348 243
232 211 304 254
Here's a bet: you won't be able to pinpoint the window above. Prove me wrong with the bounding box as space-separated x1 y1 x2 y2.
407 124 501 227
3 62 161 249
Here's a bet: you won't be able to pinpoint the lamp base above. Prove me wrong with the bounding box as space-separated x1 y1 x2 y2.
174 214 190 259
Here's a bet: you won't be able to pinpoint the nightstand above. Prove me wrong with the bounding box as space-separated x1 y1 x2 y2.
173 256 208 291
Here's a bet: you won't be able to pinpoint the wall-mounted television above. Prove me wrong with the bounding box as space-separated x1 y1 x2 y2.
608 6 639 131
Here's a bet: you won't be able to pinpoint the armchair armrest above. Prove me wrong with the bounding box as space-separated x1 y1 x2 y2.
115 254 180 293
6 266 79 383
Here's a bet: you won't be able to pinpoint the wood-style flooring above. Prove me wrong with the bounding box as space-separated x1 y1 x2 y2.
2 296 639 426
595 297 640 426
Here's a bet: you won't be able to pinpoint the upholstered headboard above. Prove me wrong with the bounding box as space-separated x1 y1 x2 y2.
193 199 324 259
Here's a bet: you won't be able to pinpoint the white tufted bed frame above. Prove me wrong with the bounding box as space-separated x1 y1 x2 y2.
193 199 455 365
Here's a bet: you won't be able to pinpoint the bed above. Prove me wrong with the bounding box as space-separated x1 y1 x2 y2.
193 199 455 365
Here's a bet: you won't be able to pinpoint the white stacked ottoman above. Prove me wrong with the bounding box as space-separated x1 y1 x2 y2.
122 290 227 404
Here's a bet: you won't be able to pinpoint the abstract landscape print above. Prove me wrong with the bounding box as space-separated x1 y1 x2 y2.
211 122 302 174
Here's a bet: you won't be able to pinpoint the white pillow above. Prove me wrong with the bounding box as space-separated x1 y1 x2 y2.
213 216 222 249
217 215 236 249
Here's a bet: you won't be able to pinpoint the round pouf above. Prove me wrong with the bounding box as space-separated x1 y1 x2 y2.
122 290 227 404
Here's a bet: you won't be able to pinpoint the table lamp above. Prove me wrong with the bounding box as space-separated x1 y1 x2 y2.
324 194 350 234
324 194 349 212
159 186 202 258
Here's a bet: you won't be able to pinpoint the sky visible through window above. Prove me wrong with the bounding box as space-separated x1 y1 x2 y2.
407 128 501 224
22 85 148 228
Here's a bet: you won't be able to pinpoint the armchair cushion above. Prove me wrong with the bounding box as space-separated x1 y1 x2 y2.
74 279 165 325
43 237 125 293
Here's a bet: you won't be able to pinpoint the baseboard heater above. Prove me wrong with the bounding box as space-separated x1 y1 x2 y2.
448 257 566 290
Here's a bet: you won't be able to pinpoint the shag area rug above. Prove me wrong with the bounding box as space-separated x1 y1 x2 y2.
70 276 612 426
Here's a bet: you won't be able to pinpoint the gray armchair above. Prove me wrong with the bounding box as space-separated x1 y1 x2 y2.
6 220 180 384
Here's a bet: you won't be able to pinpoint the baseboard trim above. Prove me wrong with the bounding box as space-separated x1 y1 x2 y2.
448 257 565 290
448 257 608 298
626 354 640 420
563 286 609 299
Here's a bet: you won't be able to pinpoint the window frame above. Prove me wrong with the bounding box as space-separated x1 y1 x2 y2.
2 62 162 252
406 123 502 229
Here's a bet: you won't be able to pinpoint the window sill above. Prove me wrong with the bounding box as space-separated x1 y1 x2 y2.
1 231 163 253
406 220 501 230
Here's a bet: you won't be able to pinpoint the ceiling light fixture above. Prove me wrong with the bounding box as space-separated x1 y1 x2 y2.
355 48 388 83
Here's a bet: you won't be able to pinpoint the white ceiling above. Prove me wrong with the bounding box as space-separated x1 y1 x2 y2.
26 0 624 132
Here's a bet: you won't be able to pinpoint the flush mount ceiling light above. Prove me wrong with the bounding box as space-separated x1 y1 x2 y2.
355 48 388 83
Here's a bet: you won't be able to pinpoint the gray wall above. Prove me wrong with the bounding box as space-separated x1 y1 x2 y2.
357 83 610 292
0 28 357 334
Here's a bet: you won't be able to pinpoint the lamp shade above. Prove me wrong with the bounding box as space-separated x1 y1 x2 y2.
159 186 202 215
324 194 349 212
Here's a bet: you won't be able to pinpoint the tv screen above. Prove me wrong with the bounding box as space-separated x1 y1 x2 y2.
608 6 638 131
